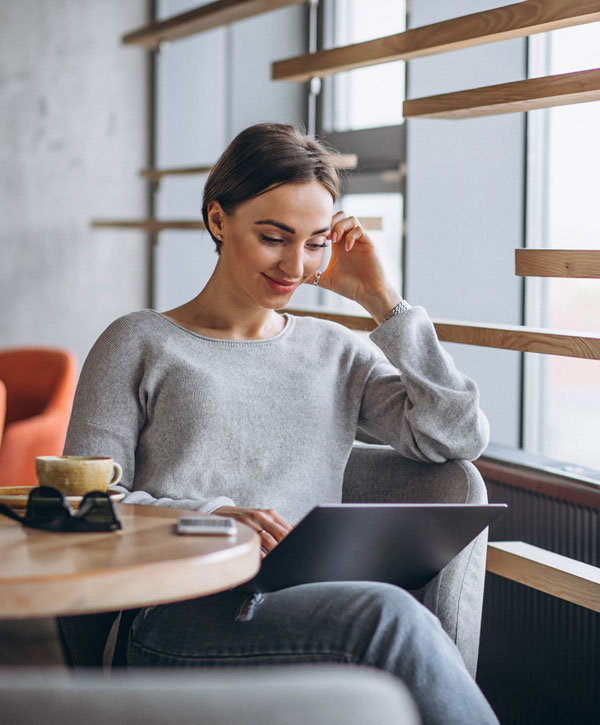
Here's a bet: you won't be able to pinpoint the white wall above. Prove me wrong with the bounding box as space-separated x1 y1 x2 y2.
406 0 527 446
0 0 150 368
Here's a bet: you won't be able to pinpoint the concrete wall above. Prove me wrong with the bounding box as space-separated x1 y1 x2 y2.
0 0 150 369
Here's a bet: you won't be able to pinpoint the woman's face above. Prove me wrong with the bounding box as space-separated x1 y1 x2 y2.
213 181 334 310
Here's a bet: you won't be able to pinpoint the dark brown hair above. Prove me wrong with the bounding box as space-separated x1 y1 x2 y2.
202 123 340 253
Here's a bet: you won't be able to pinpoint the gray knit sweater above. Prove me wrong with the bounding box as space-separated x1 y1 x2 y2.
64 308 489 524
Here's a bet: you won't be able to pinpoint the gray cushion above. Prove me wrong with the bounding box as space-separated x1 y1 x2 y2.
0 666 420 725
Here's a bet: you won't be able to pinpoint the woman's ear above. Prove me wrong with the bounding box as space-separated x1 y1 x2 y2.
206 200 226 240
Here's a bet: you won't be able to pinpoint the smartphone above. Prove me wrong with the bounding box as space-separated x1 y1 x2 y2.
176 516 237 536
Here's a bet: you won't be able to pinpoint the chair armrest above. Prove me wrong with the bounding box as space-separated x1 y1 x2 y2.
342 441 487 505
342 441 488 678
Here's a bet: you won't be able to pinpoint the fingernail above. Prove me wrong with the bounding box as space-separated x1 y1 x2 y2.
332 232 337 243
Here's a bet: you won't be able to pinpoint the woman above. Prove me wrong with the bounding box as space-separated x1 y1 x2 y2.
65 123 497 724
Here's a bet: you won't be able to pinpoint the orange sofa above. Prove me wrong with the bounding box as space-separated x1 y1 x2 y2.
0 348 78 486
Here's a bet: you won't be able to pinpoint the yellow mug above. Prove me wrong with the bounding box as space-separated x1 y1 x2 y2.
35 456 123 496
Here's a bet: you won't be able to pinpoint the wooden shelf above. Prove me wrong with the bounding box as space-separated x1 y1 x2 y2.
284 309 600 360
139 154 358 183
273 0 600 82
516 249 600 278
403 67 600 119
91 219 207 233
487 541 600 613
122 0 302 49
284 308 378 332
91 216 382 233
140 166 213 182
434 320 600 359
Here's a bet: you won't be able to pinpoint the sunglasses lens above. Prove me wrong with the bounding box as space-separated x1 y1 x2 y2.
78 492 117 525
27 486 71 520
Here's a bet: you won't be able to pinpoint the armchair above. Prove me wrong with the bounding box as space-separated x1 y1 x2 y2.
0 347 77 486
342 442 488 678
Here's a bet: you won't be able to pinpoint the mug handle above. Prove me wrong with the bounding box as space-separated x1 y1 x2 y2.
110 462 123 486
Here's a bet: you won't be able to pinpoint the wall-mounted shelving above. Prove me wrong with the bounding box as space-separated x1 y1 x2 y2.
272 0 600 82
403 67 600 119
285 308 600 360
122 0 302 49
92 220 206 233
433 320 600 360
515 249 600 278
139 154 358 183
91 217 382 233
139 166 213 182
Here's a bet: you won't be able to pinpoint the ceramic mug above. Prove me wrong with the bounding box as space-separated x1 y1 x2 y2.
35 456 123 496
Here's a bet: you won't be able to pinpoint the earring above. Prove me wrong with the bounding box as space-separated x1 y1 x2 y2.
216 234 223 241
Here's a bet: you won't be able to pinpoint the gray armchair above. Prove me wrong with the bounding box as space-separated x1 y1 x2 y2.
343 442 488 678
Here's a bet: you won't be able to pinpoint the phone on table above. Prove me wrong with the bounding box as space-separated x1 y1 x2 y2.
176 516 237 536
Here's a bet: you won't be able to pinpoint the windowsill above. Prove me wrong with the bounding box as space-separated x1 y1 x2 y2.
481 443 600 489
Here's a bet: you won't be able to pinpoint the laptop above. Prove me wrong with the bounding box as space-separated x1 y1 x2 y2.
243 503 507 593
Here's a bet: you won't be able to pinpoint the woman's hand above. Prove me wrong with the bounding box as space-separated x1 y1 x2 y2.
212 505 292 558
308 211 402 324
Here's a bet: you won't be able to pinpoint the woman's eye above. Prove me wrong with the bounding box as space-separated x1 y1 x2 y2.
260 234 285 245
307 242 328 250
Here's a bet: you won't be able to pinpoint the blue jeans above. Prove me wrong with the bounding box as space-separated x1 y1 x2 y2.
128 581 498 725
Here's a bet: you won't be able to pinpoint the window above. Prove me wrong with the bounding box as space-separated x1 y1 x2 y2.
320 0 405 132
525 25 600 471
307 0 406 315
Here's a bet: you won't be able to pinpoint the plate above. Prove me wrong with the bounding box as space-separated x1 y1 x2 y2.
0 486 125 510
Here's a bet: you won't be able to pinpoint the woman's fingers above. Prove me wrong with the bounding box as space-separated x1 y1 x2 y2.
212 505 292 553
329 213 365 252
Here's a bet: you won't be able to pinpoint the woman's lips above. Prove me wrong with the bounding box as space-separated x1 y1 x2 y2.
262 274 299 294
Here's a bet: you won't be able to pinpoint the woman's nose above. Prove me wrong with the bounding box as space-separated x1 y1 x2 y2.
278 245 304 279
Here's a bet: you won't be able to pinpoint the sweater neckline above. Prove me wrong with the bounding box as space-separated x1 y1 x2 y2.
146 309 295 345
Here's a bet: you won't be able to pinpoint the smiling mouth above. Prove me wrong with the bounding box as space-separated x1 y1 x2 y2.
262 274 300 294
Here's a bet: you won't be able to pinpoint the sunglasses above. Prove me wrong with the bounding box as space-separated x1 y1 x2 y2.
0 485 122 532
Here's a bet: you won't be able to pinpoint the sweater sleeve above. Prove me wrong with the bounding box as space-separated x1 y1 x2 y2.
63 315 235 513
358 306 490 462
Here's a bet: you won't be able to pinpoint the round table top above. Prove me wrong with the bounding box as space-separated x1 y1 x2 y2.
0 504 260 619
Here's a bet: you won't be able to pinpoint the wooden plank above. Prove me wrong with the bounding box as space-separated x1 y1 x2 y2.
91 219 207 232
284 309 600 359
273 0 600 82
403 68 600 119
434 320 600 359
91 215 381 233
284 308 377 332
487 541 600 613
122 0 302 49
140 165 214 182
139 154 358 183
515 249 600 278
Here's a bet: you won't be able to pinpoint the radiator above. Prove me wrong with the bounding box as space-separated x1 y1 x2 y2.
475 463 600 725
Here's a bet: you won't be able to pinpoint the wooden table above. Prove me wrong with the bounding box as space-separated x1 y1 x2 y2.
0 504 261 619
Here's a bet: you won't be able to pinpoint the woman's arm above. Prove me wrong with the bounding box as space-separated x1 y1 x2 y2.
360 309 490 462
313 214 489 462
